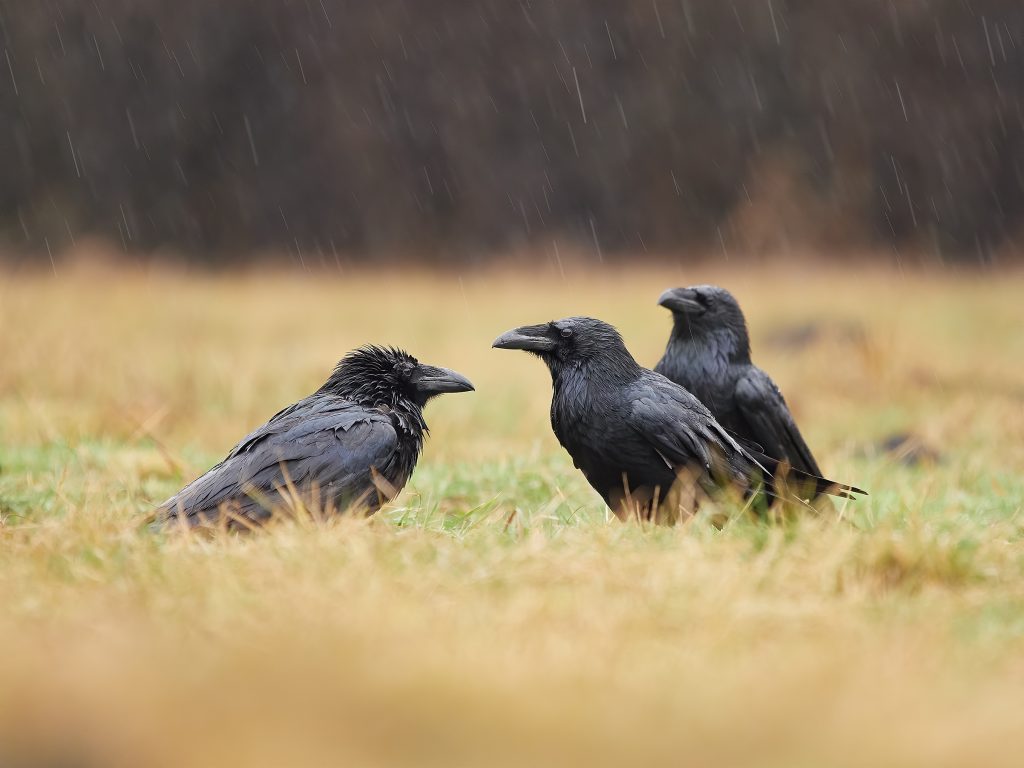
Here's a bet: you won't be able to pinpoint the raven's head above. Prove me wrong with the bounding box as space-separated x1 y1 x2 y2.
324 346 474 408
657 285 750 353
492 316 640 378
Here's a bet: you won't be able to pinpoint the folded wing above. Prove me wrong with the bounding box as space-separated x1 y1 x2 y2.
157 397 400 526
735 368 822 476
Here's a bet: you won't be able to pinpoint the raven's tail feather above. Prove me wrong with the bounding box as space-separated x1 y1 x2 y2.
747 448 867 500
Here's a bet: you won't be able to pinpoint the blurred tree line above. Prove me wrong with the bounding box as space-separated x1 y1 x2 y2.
1 0 1022 264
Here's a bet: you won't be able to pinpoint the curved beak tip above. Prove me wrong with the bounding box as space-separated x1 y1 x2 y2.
657 288 702 313
491 329 522 350
492 327 554 352
447 372 475 393
416 366 475 394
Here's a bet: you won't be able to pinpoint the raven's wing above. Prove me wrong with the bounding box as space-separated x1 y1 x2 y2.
734 368 822 476
628 374 759 481
157 397 400 526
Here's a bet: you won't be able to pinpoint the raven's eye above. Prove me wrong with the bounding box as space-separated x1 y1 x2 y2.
560 327 573 339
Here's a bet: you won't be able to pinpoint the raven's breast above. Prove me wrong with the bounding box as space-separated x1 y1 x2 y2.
556 408 678 516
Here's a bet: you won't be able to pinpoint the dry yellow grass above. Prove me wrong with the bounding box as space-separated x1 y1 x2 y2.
1 259 1023 767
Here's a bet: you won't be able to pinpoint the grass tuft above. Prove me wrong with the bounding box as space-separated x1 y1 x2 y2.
1 263 1023 767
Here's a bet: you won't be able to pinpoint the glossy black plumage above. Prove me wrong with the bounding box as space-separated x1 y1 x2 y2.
494 317 862 521
154 346 473 529
655 285 823 481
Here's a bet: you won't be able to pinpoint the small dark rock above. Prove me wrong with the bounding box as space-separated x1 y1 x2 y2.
762 321 866 352
877 432 943 466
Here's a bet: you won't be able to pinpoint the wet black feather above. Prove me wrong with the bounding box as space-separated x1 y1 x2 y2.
655 286 833 491
154 346 433 529
503 316 861 521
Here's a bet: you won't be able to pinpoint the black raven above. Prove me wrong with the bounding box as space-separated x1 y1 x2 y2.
493 317 861 521
655 285 823 481
153 346 473 529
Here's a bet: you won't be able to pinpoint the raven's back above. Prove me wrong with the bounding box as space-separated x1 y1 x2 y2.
155 395 420 528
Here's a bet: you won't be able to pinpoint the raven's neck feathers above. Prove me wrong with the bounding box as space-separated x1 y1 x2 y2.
669 319 751 365
549 340 644 392
318 346 428 435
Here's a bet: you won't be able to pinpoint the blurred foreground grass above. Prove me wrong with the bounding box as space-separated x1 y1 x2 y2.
1 260 1023 767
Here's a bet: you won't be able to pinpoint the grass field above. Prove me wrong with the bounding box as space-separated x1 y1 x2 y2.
1 260 1023 767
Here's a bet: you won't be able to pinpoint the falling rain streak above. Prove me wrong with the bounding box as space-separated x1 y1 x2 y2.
0 1 1020 265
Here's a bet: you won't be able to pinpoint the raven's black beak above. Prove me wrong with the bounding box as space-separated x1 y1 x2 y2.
492 324 556 352
657 287 705 314
411 364 475 395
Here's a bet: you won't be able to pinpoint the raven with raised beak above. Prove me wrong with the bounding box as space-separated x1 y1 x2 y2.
154 346 473 529
655 285 824 485
494 317 861 521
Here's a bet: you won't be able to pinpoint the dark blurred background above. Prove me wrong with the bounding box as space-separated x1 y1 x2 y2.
2 0 1023 265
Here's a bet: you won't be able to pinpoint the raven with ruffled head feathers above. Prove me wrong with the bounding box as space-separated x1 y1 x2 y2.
655 285 825 487
154 346 473 529
494 317 861 521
